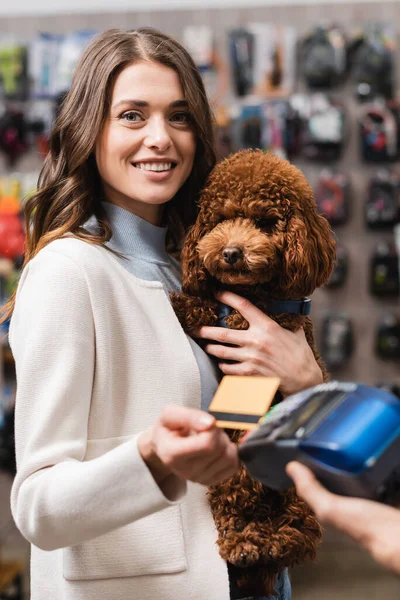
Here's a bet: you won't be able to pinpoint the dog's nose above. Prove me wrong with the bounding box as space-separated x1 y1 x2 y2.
223 247 243 264
239 552 248 566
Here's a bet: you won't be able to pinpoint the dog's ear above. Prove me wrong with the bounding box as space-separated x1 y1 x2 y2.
180 212 212 296
281 210 336 296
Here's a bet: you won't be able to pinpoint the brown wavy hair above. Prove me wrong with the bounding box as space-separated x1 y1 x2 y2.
2 27 216 322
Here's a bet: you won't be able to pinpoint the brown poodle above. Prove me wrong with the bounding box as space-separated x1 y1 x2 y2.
171 149 336 597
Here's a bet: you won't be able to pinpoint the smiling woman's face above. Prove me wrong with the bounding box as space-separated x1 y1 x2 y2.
95 60 197 225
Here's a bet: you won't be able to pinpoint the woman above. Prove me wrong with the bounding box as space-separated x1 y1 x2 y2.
4 28 323 600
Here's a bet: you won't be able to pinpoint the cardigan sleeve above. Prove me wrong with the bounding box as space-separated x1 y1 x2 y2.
9 248 186 552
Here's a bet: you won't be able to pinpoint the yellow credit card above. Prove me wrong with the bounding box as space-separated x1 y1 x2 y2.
208 375 280 430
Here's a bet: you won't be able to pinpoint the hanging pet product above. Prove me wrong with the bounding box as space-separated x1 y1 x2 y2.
29 33 62 99
27 100 54 158
0 179 25 262
183 25 214 73
315 169 351 226
0 213 25 261
365 170 400 229
321 312 354 371
182 26 229 109
300 24 347 89
214 107 234 161
349 24 396 102
0 109 29 167
261 101 287 158
326 244 349 289
0 406 16 477
229 29 255 97
247 23 297 97
375 313 400 360
238 104 263 149
238 100 302 158
359 102 400 162
296 94 346 161
55 30 97 97
369 241 399 297
0 41 29 102
262 99 302 158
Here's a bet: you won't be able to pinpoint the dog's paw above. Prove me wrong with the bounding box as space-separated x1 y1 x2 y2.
217 528 268 568
218 526 286 568
264 541 281 561
226 540 261 567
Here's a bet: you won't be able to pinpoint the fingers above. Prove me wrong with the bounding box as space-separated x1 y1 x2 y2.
286 462 370 535
218 360 263 377
159 405 215 433
195 325 246 346
156 422 239 485
184 440 240 485
166 426 227 459
204 461 240 486
287 467 400 573
204 343 246 363
286 462 334 519
216 291 276 325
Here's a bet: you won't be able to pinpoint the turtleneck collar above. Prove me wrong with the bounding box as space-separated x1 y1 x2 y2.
101 201 170 264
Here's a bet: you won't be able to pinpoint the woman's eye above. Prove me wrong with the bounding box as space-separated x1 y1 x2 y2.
256 218 279 232
171 112 191 124
121 111 143 123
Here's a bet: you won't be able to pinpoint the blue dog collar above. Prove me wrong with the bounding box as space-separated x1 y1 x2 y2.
267 297 312 316
217 297 311 328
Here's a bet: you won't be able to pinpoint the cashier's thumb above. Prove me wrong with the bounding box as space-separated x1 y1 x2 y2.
286 461 333 516
160 405 216 434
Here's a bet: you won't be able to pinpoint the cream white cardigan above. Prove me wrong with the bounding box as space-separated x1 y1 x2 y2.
10 238 229 600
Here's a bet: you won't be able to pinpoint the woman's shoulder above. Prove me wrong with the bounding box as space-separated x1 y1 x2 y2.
13 239 98 315
30 237 110 275
40 236 103 261
18 238 108 295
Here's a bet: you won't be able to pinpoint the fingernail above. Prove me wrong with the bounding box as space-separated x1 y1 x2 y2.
199 414 215 428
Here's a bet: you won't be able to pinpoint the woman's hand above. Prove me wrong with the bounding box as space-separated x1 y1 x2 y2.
195 291 323 398
286 461 400 575
138 405 239 490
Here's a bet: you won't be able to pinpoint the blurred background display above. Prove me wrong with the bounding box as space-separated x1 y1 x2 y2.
1 1 400 598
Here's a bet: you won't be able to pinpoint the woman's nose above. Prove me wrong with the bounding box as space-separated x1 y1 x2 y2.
143 118 172 152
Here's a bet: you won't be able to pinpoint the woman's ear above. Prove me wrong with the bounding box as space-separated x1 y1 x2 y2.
282 212 336 296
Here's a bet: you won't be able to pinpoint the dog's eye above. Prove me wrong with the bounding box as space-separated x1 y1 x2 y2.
255 217 279 232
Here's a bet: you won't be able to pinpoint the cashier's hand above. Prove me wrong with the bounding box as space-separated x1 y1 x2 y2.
287 461 400 575
195 291 323 398
138 406 239 490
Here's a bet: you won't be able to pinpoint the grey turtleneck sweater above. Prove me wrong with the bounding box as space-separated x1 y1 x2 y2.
86 201 220 411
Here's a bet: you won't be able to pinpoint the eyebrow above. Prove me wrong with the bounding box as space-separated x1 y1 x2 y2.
112 99 189 110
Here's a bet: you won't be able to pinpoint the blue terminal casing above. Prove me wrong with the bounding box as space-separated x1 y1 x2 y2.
239 382 400 503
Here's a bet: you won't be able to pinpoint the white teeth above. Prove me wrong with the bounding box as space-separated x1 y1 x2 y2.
135 162 173 171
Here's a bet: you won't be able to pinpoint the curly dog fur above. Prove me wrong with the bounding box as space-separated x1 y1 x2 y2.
171 150 336 597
